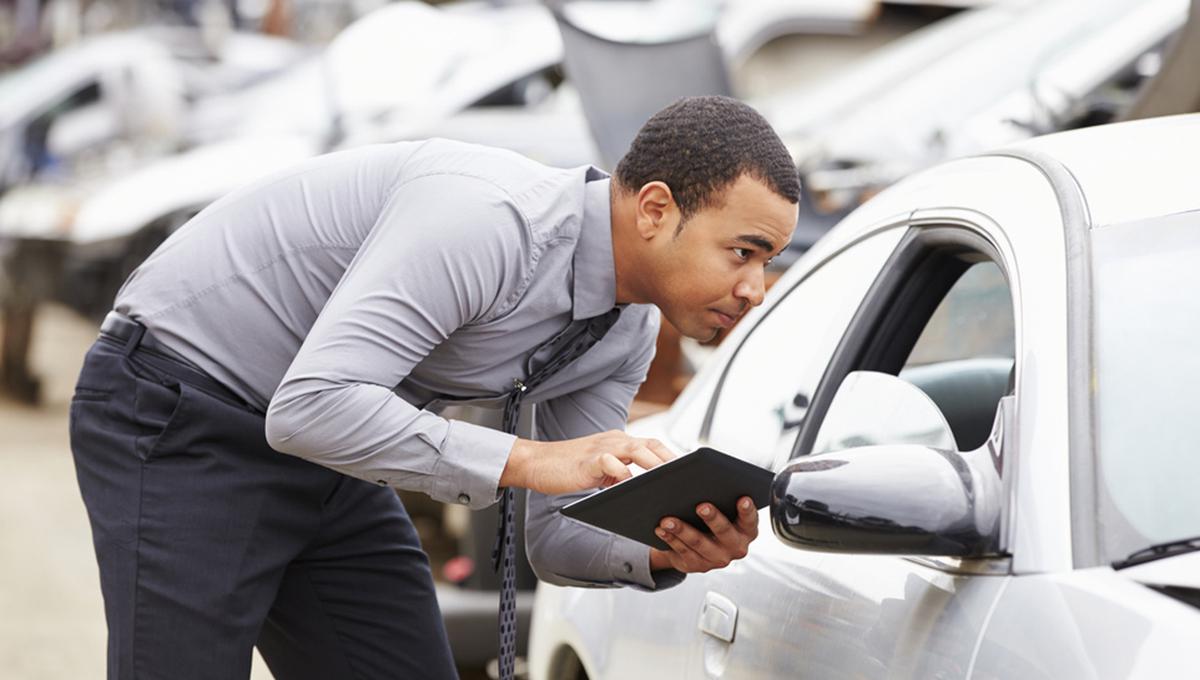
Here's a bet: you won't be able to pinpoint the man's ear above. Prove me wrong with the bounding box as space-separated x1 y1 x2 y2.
635 181 680 240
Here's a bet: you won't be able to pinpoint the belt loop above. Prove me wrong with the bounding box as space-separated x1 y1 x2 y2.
122 323 146 356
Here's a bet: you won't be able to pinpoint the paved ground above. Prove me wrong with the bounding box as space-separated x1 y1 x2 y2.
0 11 935 678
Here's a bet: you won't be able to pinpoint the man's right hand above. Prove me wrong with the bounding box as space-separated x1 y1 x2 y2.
501 430 675 495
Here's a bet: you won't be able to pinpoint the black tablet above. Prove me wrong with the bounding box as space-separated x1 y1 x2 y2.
560 447 774 550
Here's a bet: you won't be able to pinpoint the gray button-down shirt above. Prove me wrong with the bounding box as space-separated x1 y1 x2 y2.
114 139 665 588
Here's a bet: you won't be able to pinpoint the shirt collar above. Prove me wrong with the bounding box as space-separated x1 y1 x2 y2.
572 170 617 320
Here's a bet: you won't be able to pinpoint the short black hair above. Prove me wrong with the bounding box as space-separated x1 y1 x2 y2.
614 96 800 221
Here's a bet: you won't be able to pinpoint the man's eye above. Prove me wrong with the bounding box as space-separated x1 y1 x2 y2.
733 247 752 261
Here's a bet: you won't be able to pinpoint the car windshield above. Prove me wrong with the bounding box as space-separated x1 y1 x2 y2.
1092 210 1200 564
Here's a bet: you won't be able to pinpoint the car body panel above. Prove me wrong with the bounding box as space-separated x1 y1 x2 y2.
973 567 1200 679
687 546 1009 679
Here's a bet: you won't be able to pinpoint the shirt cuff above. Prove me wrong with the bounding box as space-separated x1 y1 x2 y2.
430 418 516 510
607 535 685 591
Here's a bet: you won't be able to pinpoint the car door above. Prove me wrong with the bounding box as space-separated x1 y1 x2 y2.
588 223 907 679
668 224 910 679
689 220 1019 679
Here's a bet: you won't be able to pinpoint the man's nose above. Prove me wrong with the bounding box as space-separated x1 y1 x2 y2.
735 269 766 308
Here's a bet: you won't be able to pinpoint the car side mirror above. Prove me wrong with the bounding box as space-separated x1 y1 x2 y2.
771 372 1004 557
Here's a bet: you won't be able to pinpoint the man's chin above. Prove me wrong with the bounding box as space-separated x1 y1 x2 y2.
677 322 721 343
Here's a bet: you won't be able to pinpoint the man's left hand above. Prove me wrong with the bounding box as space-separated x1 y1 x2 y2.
648 496 758 574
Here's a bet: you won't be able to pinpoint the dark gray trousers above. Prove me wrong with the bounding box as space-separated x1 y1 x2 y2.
69 336 458 679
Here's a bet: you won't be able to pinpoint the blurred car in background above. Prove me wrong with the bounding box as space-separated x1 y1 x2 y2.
0 0 562 323
344 0 884 165
0 25 302 401
377 0 1184 265
529 112 1200 680
769 0 1186 253
0 26 303 194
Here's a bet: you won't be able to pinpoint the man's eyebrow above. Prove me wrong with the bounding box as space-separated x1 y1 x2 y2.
734 234 779 255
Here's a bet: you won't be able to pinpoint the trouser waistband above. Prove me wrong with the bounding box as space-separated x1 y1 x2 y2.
98 312 259 414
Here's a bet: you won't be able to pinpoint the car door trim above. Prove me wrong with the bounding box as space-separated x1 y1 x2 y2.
792 223 1009 460
979 148 1098 569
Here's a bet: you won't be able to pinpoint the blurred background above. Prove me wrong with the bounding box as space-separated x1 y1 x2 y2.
1 0 1195 677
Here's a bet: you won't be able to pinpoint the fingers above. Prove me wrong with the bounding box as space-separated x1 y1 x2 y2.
598 452 631 481
655 502 760 573
694 504 751 562
598 453 631 485
661 516 730 566
654 519 707 569
644 438 676 465
697 503 741 547
617 438 670 471
735 497 759 539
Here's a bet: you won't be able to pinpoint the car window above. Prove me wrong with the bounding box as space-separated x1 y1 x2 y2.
1092 213 1200 560
899 261 1014 451
904 261 1014 366
704 229 903 470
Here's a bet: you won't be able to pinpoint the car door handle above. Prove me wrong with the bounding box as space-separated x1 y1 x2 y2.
698 592 738 643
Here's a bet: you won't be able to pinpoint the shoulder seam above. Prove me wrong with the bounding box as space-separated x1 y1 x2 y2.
393 170 545 322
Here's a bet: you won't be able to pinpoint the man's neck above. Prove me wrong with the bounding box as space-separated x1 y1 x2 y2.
610 184 647 306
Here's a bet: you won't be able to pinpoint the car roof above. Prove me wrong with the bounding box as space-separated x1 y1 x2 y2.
1007 113 1200 229
785 112 1200 282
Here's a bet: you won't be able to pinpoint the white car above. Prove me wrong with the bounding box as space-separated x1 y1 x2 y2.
0 27 302 192
529 114 1200 679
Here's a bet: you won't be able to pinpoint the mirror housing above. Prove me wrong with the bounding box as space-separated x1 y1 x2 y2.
770 444 1001 557
773 370 1005 557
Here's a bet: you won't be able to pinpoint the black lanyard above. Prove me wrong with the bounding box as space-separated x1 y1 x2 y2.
493 306 622 680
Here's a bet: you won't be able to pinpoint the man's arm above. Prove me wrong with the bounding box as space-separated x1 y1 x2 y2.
524 321 671 589
265 173 532 509
264 173 669 509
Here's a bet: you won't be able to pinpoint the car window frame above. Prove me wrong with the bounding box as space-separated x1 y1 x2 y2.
793 223 1016 461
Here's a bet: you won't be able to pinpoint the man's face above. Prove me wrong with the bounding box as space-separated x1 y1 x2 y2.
645 174 798 341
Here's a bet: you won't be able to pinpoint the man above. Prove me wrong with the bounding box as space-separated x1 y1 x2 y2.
69 95 800 679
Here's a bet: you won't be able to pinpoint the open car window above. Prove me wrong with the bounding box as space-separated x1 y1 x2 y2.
795 227 1016 459
900 261 1014 452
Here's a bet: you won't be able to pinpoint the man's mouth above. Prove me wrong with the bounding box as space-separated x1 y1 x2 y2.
710 309 738 328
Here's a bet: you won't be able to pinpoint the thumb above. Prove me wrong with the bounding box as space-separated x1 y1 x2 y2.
598 453 631 486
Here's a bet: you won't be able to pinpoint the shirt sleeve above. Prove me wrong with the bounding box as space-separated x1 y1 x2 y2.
264 173 528 510
525 309 685 591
